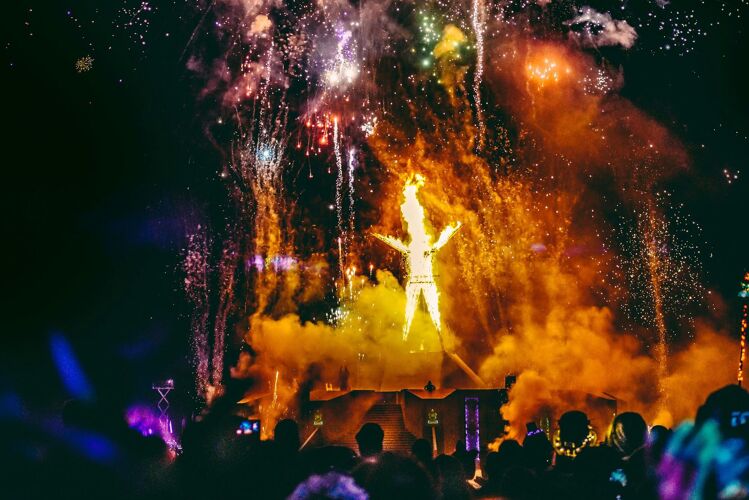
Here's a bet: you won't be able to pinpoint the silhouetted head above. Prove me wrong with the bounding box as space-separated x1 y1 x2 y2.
559 411 590 445
411 438 432 465
607 412 648 457
275 418 300 454
454 440 466 454
496 439 525 472
523 432 553 471
695 384 749 441
356 423 384 457
482 451 498 480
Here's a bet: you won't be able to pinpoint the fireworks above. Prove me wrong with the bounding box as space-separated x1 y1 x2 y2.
526 54 572 89
581 68 616 96
116 1 154 51
616 192 707 329
184 227 210 399
471 0 487 150
75 55 94 73
156 0 743 432
723 168 740 185
323 29 360 90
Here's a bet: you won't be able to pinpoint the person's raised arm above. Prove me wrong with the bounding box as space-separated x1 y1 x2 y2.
432 222 462 251
371 233 409 254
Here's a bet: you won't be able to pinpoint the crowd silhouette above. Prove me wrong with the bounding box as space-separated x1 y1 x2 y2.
6 384 749 499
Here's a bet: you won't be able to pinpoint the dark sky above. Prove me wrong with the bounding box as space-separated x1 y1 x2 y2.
2 1 747 410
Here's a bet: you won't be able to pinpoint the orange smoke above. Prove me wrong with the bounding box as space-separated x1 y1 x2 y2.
236 26 735 439
525 46 573 89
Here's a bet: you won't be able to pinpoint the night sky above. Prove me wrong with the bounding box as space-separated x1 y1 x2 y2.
2 1 747 412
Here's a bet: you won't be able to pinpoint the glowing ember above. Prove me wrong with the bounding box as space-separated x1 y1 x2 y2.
526 56 571 88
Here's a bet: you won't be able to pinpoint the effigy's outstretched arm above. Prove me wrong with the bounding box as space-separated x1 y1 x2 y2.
432 222 462 251
372 233 409 254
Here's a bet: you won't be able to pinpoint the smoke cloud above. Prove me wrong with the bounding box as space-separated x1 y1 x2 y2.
567 7 638 49
184 1 736 440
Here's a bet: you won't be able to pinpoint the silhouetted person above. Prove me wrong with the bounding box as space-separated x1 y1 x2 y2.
554 410 593 472
523 431 553 472
496 439 524 473
497 466 538 500
273 418 304 496
478 452 501 497
411 438 434 473
606 412 650 497
355 422 384 457
607 412 648 458
695 384 749 441
452 440 477 479
339 365 350 391
275 418 301 455
353 452 436 500
434 454 474 500
572 445 620 498
640 425 672 500
647 425 672 465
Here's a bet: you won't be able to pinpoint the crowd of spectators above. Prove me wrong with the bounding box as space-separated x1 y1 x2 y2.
6 384 749 499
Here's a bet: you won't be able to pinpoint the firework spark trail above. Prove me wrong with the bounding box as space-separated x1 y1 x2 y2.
337 237 344 293
334 117 346 266
347 148 356 243
272 369 280 408
471 0 487 151
211 238 237 388
184 227 210 398
640 198 672 408
324 28 359 91
240 42 291 316
615 188 705 329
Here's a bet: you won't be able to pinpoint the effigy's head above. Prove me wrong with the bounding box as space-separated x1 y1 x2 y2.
401 174 431 247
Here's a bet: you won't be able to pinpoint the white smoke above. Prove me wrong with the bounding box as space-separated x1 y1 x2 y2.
567 6 638 49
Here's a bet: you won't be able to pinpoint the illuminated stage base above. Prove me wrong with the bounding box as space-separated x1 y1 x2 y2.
297 351 494 455
303 389 504 456
299 387 618 457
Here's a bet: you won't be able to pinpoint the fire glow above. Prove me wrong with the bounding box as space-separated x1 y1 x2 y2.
373 175 461 343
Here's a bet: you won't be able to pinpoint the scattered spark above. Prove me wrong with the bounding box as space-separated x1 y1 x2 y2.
526 56 571 88
723 168 740 184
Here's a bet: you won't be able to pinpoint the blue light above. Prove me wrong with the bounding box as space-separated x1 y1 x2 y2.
50 332 94 401
257 145 274 163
